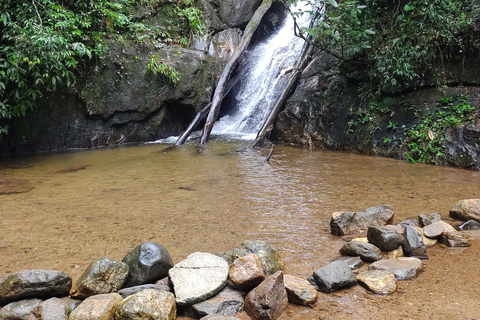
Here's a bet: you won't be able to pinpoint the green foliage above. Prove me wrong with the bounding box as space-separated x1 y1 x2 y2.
289 0 477 98
147 54 180 83
175 0 207 42
346 101 390 133
404 94 475 164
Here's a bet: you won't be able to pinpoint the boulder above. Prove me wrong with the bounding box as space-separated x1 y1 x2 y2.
368 257 423 280
423 221 456 238
244 271 288 320
218 240 284 275
418 212 442 227
283 275 317 306
439 231 471 247
367 226 403 251
0 299 42 320
183 285 244 318
308 261 356 293
208 28 243 59
397 219 420 229
69 293 123 320
169 252 229 306
449 199 480 222
330 205 394 236
401 226 428 259
69 258 129 299
27 297 70 320
117 284 171 298
414 227 437 248
356 270 397 295
198 0 263 30
115 289 176 320
60 297 82 312
121 242 174 288
0 270 72 306
339 241 382 262
458 220 480 230
228 254 265 291
331 256 364 269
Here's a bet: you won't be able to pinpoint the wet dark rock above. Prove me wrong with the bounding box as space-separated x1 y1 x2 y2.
356 270 397 295
169 252 229 306
117 284 171 298
0 299 42 320
121 242 174 288
423 221 456 238
458 220 480 230
69 258 129 299
330 205 394 236
332 256 364 269
439 231 471 247
397 219 420 229
27 297 70 320
283 275 317 306
60 297 82 312
444 124 480 170
418 212 442 227
369 257 423 280
218 240 284 275
183 285 244 318
244 271 288 320
414 227 437 248
449 199 480 222
69 293 122 320
367 226 403 251
339 241 382 262
0 270 72 307
198 0 262 30
401 226 428 260
308 261 357 293
228 254 265 291
115 289 176 320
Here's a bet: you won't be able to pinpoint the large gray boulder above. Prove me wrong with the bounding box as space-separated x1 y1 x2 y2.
198 0 263 30
169 252 229 306
0 270 72 306
115 289 176 320
402 226 428 259
121 242 174 288
69 293 123 320
27 297 70 320
69 258 129 299
449 199 480 222
369 257 423 280
0 299 42 320
330 205 395 236
339 241 382 262
367 226 403 251
308 261 356 293
183 285 244 318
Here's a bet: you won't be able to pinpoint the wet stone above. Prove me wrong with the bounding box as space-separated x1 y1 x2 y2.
228 254 265 291
386 246 404 259
308 260 356 293
121 242 174 288
414 227 438 248
339 241 382 262
402 226 428 260
418 212 442 227
117 284 171 298
283 275 317 306
449 199 480 222
356 270 397 295
69 293 123 320
244 271 288 320
27 297 70 320
0 299 42 320
397 219 420 229
330 205 394 236
369 257 423 280
0 270 72 307
367 226 403 251
200 316 241 320
115 289 176 320
60 297 82 312
332 256 364 269
458 220 480 231
169 252 229 306
70 258 129 299
183 285 244 318
423 221 456 238
439 231 471 247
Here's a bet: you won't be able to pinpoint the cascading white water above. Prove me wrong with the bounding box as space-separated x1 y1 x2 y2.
211 3 311 140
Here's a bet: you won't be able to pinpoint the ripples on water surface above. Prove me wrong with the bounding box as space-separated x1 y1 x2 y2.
1 141 480 278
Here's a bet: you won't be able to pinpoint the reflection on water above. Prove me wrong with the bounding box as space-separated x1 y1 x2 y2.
1 141 480 279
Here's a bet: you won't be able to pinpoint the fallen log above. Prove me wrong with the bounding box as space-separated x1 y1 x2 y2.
175 103 211 146
199 0 274 144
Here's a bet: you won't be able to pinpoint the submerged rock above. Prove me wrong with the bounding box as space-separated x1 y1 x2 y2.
356 270 397 295
449 199 480 222
367 226 403 251
169 252 228 306
0 299 42 320
330 205 394 236
308 261 356 293
115 289 176 320
0 270 72 306
244 271 288 320
369 257 423 280
339 241 382 262
283 275 317 306
69 293 122 320
70 258 129 299
332 256 364 269
458 220 480 230
27 297 70 320
121 242 174 288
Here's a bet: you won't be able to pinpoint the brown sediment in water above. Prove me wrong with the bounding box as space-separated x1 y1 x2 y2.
0 142 479 319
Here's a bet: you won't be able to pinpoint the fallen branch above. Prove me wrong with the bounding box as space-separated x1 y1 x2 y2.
174 103 211 146
264 144 276 162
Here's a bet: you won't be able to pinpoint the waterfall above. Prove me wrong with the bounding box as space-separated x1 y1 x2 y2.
211 3 311 140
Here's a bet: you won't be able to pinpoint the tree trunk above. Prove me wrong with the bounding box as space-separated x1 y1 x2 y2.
199 0 274 144
174 103 211 146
